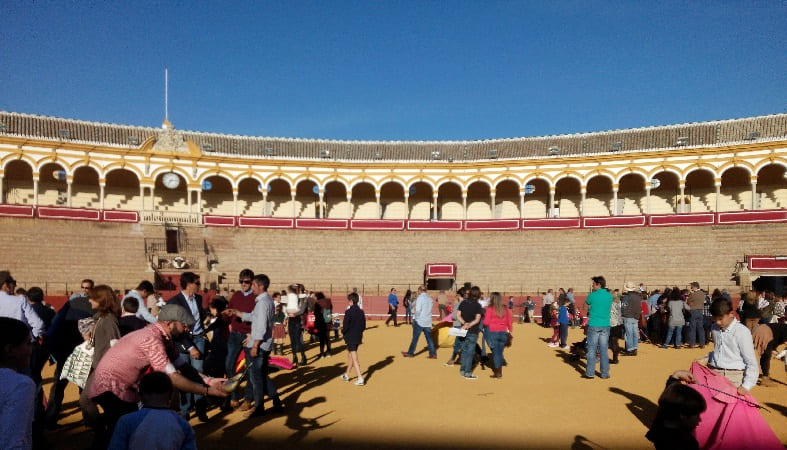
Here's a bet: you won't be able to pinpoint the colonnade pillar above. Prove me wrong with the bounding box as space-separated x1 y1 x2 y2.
645 187 651 215
611 187 618 216
66 178 72 207
99 182 105 210
751 177 758 210
232 190 238 217
580 188 587 217
33 176 39 207
714 181 721 212
490 191 496 219
548 188 555 218
679 183 685 213
518 189 525 219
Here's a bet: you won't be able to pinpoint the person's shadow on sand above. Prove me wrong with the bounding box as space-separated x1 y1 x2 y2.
608 386 657 427
571 434 609 450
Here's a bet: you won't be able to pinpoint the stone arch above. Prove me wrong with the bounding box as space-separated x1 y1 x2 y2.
350 180 377 219
202 174 234 216
197 170 235 188
267 178 293 218
237 176 266 216
615 167 649 184
150 166 192 185
585 174 614 216
1 154 36 172
103 163 143 181
295 178 321 218
583 169 615 186
466 180 492 220
684 168 716 213
464 176 493 191
71 166 101 208
683 163 719 180
37 161 69 207
325 179 350 219
494 179 520 219
755 163 787 210
408 181 434 220
647 165 682 181
377 176 407 192
522 177 550 218
649 170 681 214
618 172 647 215
349 178 376 191
523 174 554 189
718 161 754 178
554 176 582 217
104 168 141 211
2 159 34 204
437 180 463 220
380 180 406 219
754 158 787 173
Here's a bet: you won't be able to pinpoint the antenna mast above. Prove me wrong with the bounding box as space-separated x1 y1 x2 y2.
165 67 169 121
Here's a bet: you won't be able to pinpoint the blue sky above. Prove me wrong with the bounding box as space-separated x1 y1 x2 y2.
1 1 785 141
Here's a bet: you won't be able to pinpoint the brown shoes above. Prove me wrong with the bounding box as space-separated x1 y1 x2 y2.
238 402 254 412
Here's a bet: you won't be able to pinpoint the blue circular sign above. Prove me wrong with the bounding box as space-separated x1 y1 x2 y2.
202 180 212 191
53 169 66 181
409 186 416 196
312 185 319 195
524 184 535 194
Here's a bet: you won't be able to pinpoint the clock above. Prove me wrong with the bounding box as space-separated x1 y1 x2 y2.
162 172 181 189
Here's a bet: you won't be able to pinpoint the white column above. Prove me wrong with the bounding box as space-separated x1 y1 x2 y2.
262 191 268 216
291 191 297 218
0 175 4 203
432 194 438 220
404 194 409 220
580 188 587 217
490 192 496 219
679 184 685 213
548 189 555 218
519 190 525 219
462 193 468 220
233 190 238 217
347 194 353 219
375 191 381 219
750 180 758 210
645 187 651 215
150 187 155 211
99 182 105 210
196 190 202 216
140 186 145 211
187 189 193 213
33 178 39 207
66 180 72 207
714 182 721 212
611 187 618 216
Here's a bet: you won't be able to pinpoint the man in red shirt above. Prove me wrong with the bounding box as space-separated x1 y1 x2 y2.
225 269 257 411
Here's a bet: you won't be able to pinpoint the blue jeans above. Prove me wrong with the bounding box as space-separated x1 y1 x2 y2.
488 331 508 369
226 331 254 402
663 325 683 348
405 306 412 323
407 321 436 356
623 317 639 351
250 349 280 410
180 336 206 415
559 323 569 347
460 332 478 375
585 326 610 378
688 310 705 347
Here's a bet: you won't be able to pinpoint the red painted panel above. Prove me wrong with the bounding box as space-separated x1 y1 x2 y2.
407 220 463 231
464 219 520 231
102 210 139 222
238 217 294 228
295 218 349 230
649 213 715 227
425 263 456 277
747 256 787 271
717 210 787 225
0 204 35 218
583 215 646 228
203 215 235 227
521 218 581 230
350 219 406 231
37 206 100 221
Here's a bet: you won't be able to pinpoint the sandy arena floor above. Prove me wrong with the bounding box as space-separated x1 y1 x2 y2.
43 322 787 449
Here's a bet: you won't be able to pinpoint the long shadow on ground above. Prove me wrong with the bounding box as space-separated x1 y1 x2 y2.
608 387 657 428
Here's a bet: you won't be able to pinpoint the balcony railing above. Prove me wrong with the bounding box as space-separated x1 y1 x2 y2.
140 210 201 225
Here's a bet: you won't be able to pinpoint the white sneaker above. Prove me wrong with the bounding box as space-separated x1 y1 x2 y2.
354 378 365 386
340 374 350 382
548 343 558 348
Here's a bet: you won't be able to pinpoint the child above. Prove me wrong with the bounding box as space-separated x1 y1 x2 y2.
706 297 759 394
646 370 706 450
273 304 286 355
109 371 196 450
548 303 560 347
523 296 535 324
204 297 229 378
118 297 148 337
557 299 570 349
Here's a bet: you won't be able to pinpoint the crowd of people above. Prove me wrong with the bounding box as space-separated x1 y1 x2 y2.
0 266 785 449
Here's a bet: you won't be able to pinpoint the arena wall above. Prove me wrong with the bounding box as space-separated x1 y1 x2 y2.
3 216 786 296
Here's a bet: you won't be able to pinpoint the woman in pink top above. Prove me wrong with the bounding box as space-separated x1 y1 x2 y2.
483 292 513 379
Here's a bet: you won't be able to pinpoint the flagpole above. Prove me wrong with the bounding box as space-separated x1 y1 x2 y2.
165 67 169 121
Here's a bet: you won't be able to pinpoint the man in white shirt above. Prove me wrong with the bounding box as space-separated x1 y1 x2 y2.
121 280 157 324
401 286 437 359
0 271 45 339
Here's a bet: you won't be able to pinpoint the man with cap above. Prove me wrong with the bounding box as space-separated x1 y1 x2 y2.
87 304 227 442
621 281 643 356
0 270 45 339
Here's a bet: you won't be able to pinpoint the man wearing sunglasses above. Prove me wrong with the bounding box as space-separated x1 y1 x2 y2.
223 269 257 411
167 271 208 421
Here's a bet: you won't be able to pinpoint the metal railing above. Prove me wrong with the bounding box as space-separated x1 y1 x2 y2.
140 210 201 225
144 237 208 254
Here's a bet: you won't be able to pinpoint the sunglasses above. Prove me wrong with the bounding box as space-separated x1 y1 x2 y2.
239 279 252 284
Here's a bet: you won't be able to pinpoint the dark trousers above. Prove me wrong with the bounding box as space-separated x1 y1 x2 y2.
385 305 398 326
317 325 331 356
92 391 138 448
287 319 306 362
45 360 70 424
250 350 280 410
559 323 569 347
225 331 254 403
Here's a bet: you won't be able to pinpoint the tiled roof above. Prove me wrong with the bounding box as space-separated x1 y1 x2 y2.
1 111 785 161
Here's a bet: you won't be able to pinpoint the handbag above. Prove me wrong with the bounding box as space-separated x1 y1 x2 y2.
60 340 94 389
505 332 513 348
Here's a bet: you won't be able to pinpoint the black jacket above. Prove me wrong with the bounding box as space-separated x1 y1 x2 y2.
167 292 205 352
